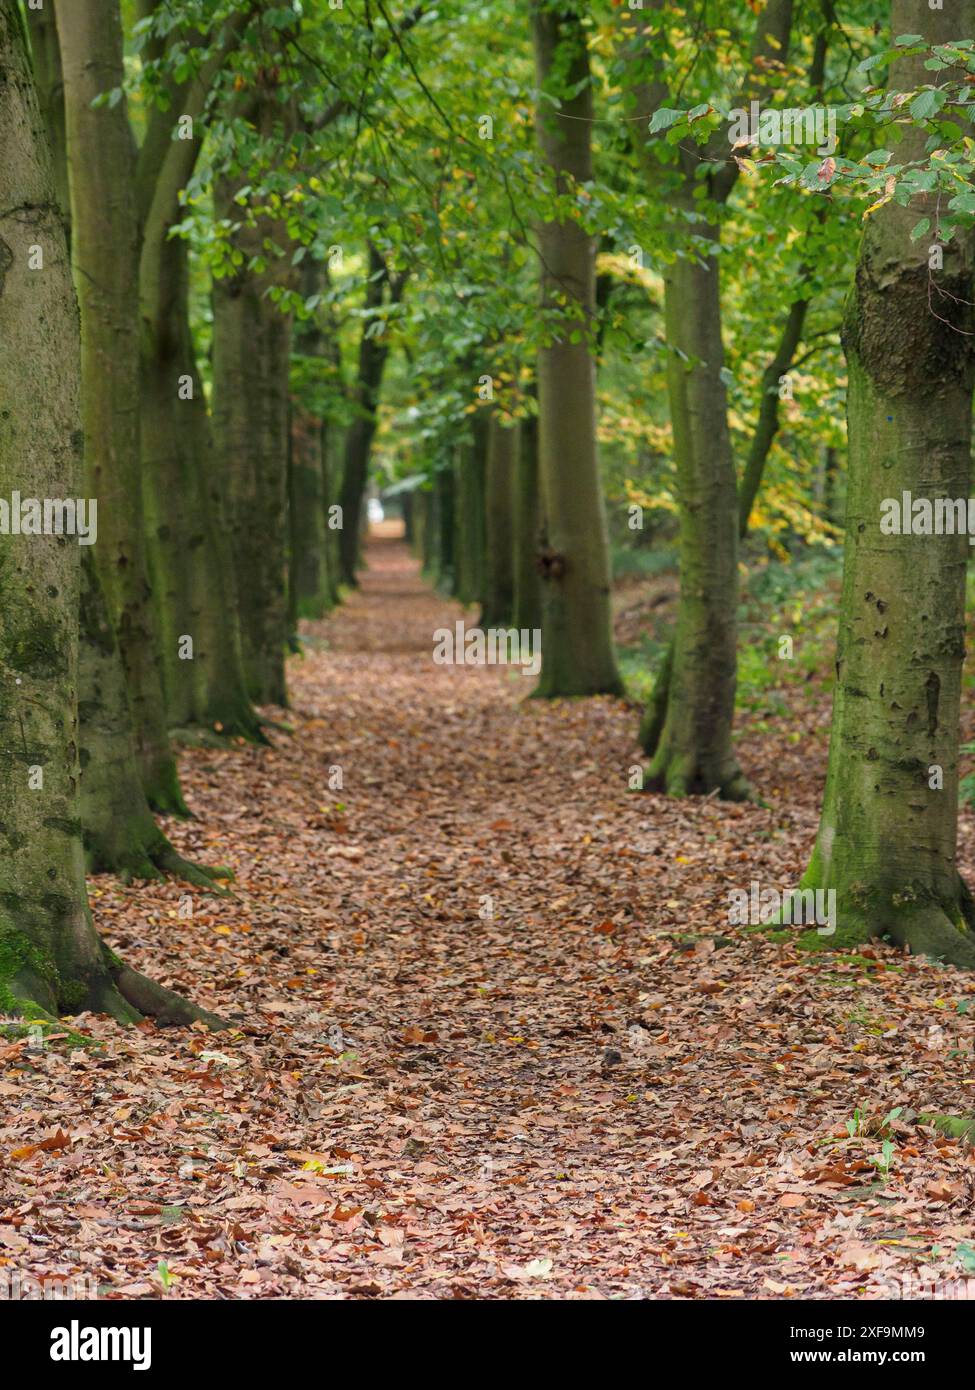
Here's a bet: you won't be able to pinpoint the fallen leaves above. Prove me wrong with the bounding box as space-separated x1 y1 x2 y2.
3 538 975 1301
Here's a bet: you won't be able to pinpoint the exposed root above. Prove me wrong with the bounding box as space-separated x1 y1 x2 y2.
86 820 232 894
885 906 975 970
643 747 755 801
107 959 226 1030
169 717 271 749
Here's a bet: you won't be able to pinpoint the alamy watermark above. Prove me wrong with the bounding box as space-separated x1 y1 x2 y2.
432 621 541 677
0 1268 98 1300
880 492 975 544
0 492 97 545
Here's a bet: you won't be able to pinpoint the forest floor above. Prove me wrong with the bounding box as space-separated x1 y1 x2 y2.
3 530 975 1300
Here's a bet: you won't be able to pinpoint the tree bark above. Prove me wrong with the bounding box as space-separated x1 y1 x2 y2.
56 0 185 813
136 5 262 741
798 0 975 965
289 264 336 621
453 412 487 607
481 414 517 627
531 3 622 697
0 0 220 1025
337 245 401 586
643 228 750 797
436 463 456 593
211 175 294 707
623 0 793 793
513 407 543 633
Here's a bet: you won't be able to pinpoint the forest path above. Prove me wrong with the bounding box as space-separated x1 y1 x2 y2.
4 534 974 1300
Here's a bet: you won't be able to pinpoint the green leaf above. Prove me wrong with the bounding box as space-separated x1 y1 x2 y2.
909 217 930 241
649 107 682 135
910 89 945 121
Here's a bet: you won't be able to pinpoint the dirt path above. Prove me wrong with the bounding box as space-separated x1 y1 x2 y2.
2 535 974 1300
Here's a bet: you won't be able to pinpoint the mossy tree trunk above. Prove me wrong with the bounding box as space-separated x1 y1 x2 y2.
56 0 184 814
78 554 223 888
643 228 751 798
27 3 68 227
798 0 975 966
531 3 622 698
0 0 220 1026
481 414 517 627
42 0 229 880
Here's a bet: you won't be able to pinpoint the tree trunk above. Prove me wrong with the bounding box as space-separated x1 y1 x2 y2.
289 265 335 621
454 413 487 607
0 0 220 1025
421 485 437 576
531 4 622 698
26 3 69 226
140 230 264 738
435 463 456 594
798 0 975 964
513 408 542 632
481 414 517 627
211 219 293 705
79 554 223 888
622 0 791 792
643 228 750 798
453 448 478 607
39 0 222 883
337 245 396 586
56 0 184 813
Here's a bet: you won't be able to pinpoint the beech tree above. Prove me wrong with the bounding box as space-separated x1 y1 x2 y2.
0 0 218 1024
530 0 622 698
55 0 183 814
796 0 975 964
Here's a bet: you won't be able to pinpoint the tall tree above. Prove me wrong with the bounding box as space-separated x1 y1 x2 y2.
37 0 223 882
481 412 517 627
623 0 793 797
0 0 218 1024
212 151 297 708
337 245 406 587
512 399 542 632
530 1 622 698
56 0 185 814
136 0 263 741
797 0 975 964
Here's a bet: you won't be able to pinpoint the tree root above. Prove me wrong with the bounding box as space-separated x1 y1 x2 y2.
86 818 233 894
4 953 227 1031
643 746 755 801
169 718 271 749
884 906 975 970
107 958 226 1030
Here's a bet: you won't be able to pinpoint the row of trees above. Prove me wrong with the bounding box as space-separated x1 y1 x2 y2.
2 0 975 1026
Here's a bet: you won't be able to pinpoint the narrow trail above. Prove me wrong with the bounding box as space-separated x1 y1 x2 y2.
3 534 975 1299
